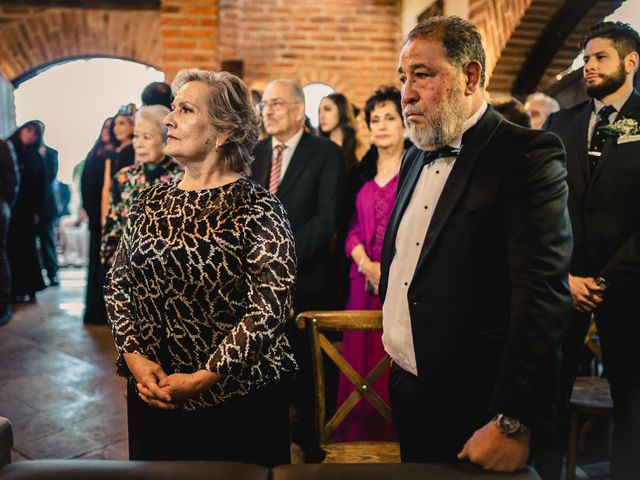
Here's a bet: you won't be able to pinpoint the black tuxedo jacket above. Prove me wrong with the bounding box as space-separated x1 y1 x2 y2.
251 132 345 304
380 106 573 436
546 91 640 296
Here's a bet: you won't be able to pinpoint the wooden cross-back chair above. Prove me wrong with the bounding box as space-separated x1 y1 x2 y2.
296 310 400 463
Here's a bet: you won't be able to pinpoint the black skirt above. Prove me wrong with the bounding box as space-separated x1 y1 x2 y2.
126 379 291 467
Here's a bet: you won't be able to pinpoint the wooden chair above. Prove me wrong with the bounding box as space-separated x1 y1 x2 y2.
296 310 400 463
566 376 613 480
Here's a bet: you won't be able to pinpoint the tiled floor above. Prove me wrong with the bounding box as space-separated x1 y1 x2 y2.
0 268 610 478
0 268 128 461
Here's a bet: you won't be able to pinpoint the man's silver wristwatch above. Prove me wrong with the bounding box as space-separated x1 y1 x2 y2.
492 414 530 436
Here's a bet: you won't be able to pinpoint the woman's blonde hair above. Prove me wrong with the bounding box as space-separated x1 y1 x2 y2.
171 68 261 175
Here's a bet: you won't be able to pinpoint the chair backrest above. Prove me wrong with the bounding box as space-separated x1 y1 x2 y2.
296 311 392 448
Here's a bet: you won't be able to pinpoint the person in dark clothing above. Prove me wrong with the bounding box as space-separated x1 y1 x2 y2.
53 180 71 218
490 96 532 128
141 81 172 110
6 121 48 303
0 139 19 325
80 117 115 324
89 106 136 325
544 21 640 480
37 144 60 286
101 106 135 225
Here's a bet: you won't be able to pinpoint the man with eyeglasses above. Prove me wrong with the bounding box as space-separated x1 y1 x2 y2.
252 79 345 313
251 78 345 457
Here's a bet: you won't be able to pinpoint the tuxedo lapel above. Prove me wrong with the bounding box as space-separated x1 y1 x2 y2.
413 107 502 275
379 147 425 301
573 101 592 187
253 141 272 187
276 133 310 198
589 91 640 188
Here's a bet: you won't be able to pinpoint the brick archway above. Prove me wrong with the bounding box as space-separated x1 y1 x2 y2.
486 0 623 95
0 8 161 82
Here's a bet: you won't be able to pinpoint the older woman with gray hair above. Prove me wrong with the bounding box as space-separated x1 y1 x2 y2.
101 104 183 269
104 68 297 465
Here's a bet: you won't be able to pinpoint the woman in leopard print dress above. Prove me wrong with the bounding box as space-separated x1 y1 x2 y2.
104 68 297 465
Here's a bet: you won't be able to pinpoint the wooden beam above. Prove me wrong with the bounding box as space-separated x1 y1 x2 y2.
511 0 604 95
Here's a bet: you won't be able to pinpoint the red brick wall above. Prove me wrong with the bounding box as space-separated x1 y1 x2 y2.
469 0 533 84
160 0 218 81
1 0 533 106
0 6 160 80
219 0 402 107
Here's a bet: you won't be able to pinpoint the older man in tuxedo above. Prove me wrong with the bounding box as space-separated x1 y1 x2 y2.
380 16 572 472
546 21 640 480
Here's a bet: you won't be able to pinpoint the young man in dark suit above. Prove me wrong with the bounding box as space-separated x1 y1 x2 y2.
251 79 345 456
380 16 572 472
545 21 640 480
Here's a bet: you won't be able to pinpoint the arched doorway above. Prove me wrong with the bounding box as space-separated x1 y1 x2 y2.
13 57 164 188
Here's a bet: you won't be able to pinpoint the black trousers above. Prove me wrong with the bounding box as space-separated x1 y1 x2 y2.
83 222 108 324
597 295 640 480
36 215 59 281
536 297 640 480
126 380 291 467
388 363 489 463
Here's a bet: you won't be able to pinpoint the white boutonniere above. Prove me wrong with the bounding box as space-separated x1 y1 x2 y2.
600 118 640 138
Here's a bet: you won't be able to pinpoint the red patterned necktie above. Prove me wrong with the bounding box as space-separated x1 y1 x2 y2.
269 144 286 194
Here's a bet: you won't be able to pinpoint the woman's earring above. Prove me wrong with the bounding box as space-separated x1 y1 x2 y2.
215 141 222 152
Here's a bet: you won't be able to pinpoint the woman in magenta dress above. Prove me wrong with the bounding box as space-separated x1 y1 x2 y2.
336 87 411 441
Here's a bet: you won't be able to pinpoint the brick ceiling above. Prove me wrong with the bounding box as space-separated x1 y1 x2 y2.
489 0 624 94
0 0 158 8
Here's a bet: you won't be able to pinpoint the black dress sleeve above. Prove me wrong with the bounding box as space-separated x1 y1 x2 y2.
206 195 297 377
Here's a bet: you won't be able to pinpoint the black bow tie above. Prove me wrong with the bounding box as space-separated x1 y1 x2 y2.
422 146 461 166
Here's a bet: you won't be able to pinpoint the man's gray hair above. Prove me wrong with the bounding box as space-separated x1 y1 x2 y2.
525 92 560 113
267 79 306 105
404 16 486 88
136 105 170 143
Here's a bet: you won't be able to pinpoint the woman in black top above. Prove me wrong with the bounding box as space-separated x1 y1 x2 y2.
105 68 297 465
0 139 18 323
318 92 358 169
101 105 135 225
6 121 48 303
80 117 115 324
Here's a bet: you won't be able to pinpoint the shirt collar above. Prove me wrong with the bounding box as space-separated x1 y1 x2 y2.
594 88 633 115
272 128 304 153
448 100 488 150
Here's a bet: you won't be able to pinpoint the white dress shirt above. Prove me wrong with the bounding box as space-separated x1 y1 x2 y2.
382 101 488 376
271 128 304 181
588 89 632 140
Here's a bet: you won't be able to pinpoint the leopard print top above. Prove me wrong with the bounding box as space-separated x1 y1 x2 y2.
104 178 298 410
